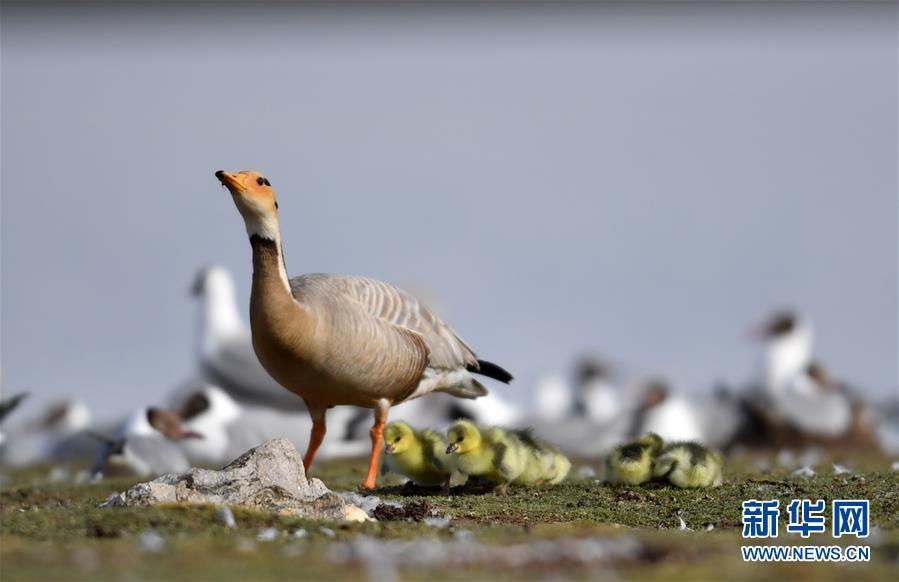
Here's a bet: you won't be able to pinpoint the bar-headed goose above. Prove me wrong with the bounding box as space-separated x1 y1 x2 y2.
215 169 513 489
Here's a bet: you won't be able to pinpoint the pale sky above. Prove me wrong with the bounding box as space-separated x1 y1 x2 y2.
2 2 896 419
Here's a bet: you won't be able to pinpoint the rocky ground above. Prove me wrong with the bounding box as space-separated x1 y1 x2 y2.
1 449 897 580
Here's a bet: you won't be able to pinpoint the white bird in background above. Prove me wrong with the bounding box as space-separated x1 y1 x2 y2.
175 384 243 465
92 407 201 478
572 356 624 425
754 310 814 395
191 266 305 411
175 384 369 466
633 380 705 443
0 399 93 466
533 374 574 422
696 385 746 450
772 362 852 438
452 392 524 426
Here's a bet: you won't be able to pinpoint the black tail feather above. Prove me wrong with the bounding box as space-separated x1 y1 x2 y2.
468 359 513 384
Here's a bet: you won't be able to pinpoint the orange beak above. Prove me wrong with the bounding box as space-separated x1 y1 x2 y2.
215 170 242 193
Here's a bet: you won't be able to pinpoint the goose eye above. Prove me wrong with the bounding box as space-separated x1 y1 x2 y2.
256 177 265 186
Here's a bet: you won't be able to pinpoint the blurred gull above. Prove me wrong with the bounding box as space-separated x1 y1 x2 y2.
176 384 243 465
368 391 521 433
1 399 93 466
92 407 200 478
632 379 704 443
753 310 814 395
572 356 623 425
175 384 369 466
528 415 630 458
771 362 852 438
696 384 747 450
533 374 573 422
191 265 305 411
450 392 524 426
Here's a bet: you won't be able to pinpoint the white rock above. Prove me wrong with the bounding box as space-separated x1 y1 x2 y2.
335 491 382 517
103 439 348 520
344 504 374 523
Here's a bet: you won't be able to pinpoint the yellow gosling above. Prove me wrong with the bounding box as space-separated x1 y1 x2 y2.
446 420 527 493
605 432 663 485
382 421 453 490
542 450 572 485
653 441 725 488
511 428 571 485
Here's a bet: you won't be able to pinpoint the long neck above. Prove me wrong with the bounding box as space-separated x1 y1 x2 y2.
248 233 313 345
250 234 291 297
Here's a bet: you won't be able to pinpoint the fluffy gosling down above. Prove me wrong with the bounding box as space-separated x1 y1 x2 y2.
446 420 570 492
605 433 663 485
513 428 571 485
381 421 453 490
653 441 725 488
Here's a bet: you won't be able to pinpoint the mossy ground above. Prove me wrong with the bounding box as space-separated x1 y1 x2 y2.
1 454 896 580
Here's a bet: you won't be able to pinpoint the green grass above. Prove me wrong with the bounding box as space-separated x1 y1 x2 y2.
1 455 897 580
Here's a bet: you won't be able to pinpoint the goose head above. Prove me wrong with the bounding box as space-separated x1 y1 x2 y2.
215 170 280 240
384 421 415 455
446 420 482 454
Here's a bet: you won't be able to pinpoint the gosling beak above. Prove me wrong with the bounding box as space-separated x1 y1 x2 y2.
445 443 458 454
384 444 396 455
215 170 242 194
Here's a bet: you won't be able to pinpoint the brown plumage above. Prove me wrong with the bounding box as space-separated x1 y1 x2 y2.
215 169 512 488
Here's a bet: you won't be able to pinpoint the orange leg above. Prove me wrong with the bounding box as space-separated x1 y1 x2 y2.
360 399 390 489
303 405 327 473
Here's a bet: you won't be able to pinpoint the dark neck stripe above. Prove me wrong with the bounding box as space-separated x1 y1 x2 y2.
249 234 278 248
